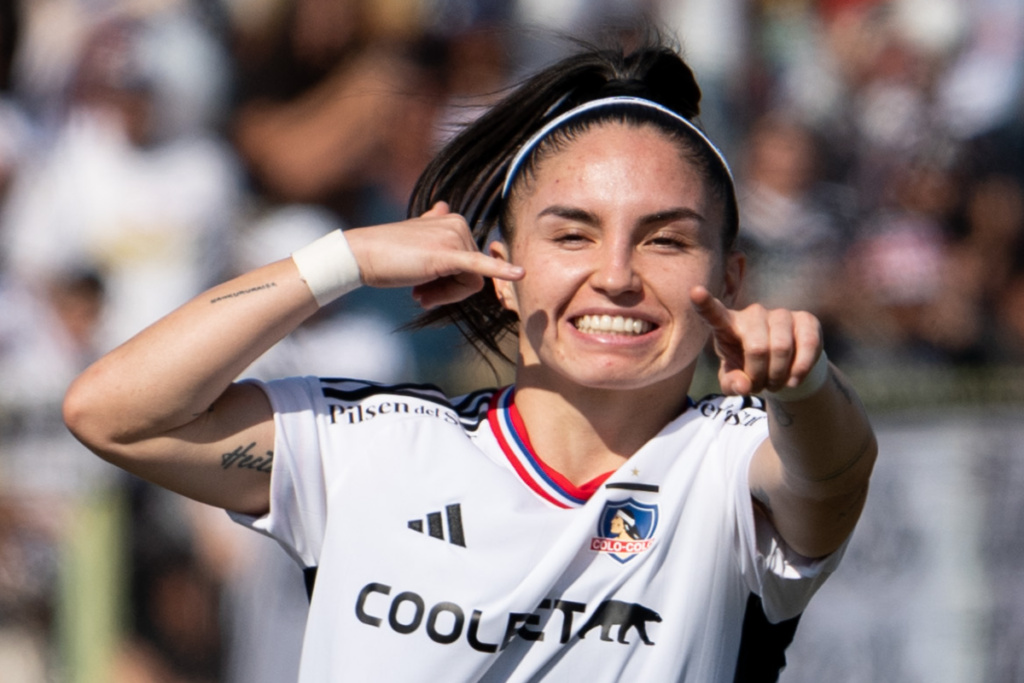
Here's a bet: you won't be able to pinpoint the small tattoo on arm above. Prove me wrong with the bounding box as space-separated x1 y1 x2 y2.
221 442 273 474
768 400 795 427
210 282 277 304
837 486 869 521
831 372 853 404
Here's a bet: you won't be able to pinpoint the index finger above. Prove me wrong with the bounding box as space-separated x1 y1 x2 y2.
450 251 525 283
690 286 734 332
420 200 451 218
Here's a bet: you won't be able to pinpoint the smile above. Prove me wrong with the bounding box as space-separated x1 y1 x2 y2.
574 315 653 336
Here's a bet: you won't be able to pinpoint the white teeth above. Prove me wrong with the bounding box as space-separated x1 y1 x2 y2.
574 315 652 336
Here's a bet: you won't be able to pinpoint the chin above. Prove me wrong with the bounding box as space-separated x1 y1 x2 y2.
550 358 690 395
519 337 700 395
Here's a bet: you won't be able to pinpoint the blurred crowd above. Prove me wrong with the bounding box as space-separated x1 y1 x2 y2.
0 0 1020 681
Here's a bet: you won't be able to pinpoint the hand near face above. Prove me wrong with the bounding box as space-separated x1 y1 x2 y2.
690 286 823 396
345 201 524 309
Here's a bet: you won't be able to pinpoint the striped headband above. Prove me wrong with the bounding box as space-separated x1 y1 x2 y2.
500 95 734 198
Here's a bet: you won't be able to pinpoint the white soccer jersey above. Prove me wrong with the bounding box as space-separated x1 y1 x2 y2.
231 378 844 682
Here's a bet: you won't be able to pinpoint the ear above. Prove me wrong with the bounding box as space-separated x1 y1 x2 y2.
720 250 745 308
489 240 520 315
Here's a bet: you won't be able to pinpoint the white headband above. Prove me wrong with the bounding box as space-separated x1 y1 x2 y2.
500 95 733 198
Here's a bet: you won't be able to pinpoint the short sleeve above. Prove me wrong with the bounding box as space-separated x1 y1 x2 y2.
228 377 329 568
733 439 848 624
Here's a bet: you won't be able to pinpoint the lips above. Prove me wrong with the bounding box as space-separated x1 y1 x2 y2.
573 314 654 336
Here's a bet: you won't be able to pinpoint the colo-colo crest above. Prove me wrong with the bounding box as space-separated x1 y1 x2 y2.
591 498 658 563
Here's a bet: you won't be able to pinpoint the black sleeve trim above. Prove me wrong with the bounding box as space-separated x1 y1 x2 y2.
303 566 318 602
733 593 802 683
321 385 453 410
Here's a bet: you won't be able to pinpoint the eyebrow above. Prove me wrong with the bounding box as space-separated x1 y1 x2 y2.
536 205 706 226
537 205 598 224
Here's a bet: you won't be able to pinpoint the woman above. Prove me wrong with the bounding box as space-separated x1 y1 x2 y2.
64 38 877 682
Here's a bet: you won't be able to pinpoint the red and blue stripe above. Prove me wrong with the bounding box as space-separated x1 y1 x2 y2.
488 387 611 509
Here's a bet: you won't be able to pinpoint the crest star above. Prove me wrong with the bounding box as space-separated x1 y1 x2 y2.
631 467 640 476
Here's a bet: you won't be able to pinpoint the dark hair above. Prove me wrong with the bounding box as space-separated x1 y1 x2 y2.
407 35 737 362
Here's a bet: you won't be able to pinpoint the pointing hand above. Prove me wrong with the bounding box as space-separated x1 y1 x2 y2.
690 286 823 396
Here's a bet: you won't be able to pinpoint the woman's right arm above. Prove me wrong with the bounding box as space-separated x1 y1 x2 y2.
63 202 523 516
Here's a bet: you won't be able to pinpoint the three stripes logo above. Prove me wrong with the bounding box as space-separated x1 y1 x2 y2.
408 503 466 547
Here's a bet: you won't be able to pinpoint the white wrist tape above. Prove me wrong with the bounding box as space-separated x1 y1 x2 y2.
291 229 362 307
764 351 830 402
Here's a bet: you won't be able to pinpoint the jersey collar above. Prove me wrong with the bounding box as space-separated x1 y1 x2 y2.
487 386 613 509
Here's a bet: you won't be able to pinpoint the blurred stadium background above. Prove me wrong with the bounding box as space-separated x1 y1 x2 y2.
0 0 1021 681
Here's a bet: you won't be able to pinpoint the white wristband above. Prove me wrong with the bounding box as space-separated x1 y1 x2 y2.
764 351 830 402
291 229 362 307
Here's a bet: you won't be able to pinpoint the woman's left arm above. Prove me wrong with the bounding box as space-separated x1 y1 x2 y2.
691 287 878 559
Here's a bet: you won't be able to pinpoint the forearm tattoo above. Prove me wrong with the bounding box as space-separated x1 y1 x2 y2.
209 282 277 304
221 442 273 474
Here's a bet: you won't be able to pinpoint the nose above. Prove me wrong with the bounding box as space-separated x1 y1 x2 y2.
589 240 641 297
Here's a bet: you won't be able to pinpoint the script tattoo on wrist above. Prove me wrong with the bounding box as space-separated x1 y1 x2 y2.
221 442 273 474
210 282 277 304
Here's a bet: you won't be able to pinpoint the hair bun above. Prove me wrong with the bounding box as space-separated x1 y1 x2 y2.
634 48 702 120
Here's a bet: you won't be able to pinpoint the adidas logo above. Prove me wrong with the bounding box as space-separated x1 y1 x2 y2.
408 503 465 547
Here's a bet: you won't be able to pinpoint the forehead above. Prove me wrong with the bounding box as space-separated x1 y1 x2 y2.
509 122 712 215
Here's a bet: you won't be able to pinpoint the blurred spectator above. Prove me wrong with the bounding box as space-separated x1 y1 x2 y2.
0 501 54 682
0 7 104 679
0 1 1020 681
660 0 746 141
0 0 31 206
119 484 228 683
961 175 1024 361
0 268 116 681
937 0 1024 141
737 114 853 317
13 1 231 138
230 0 435 213
737 0 1024 369
839 144 979 364
0 8 240 683
227 0 509 384
1 12 241 349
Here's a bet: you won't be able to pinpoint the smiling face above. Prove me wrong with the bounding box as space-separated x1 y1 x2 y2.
492 122 743 398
